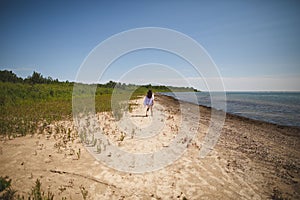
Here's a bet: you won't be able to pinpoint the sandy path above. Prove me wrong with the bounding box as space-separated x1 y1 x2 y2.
0 94 299 199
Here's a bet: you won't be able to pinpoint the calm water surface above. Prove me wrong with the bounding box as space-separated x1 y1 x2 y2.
162 92 300 127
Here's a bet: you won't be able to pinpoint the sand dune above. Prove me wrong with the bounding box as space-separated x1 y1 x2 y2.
0 94 299 199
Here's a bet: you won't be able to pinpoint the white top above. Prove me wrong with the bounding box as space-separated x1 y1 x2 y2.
143 94 154 106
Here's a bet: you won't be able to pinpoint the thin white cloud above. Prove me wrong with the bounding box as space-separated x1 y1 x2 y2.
187 75 300 91
222 75 300 91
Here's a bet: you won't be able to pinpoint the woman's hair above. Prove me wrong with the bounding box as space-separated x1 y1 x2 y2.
147 90 152 98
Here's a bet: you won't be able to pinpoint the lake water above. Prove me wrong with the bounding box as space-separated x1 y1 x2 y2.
161 92 300 127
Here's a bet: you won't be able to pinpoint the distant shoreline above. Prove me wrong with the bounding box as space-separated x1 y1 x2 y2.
159 91 300 129
157 92 300 131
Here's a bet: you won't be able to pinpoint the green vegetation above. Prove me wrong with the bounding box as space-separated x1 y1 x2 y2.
0 70 197 137
0 70 58 84
28 179 54 200
79 186 88 200
0 176 12 192
0 81 74 137
0 177 55 200
0 176 16 200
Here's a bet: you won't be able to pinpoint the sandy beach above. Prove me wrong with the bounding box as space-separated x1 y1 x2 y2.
0 94 299 199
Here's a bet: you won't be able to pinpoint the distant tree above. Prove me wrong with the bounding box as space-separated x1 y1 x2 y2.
105 81 117 88
24 71 59 84
0 70 23 83
142 84 152 89
46 76 53 84
33 71 45 83
25 71 45 84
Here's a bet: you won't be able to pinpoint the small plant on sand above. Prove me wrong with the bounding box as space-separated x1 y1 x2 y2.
131 128 135 139
19 179 55 200
119 134 125 141
67 128 71 141
0 176 11 192
90 134 96 147
92 138 97 147
76 148 81 160
55 125 60 135
96 144 101 154
118 132 125 141
0 176 16 200
128 103 138 113
79 132 85 143
79 186 88 200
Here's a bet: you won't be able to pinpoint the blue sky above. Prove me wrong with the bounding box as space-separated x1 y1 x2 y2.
0 0 299 91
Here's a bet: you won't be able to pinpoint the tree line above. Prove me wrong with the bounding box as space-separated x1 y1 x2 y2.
0 70 59 84
0 70 123 88
0 70 197 91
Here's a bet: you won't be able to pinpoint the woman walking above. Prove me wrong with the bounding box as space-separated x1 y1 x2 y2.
144 90 154 117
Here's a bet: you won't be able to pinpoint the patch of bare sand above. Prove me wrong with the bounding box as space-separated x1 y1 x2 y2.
0 94 299 199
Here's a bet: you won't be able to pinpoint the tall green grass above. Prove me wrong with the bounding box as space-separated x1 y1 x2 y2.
0 70 197 137
0 80 193 137
0 82 72 137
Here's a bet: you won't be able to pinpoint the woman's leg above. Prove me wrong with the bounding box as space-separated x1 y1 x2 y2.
150 105 153 116
146 106 149 116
